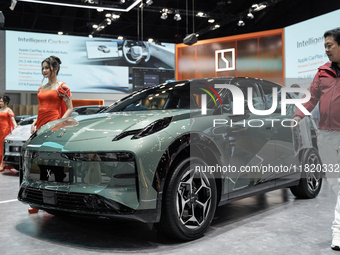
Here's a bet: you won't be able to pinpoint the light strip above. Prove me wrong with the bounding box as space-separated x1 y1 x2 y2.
17 0 142 12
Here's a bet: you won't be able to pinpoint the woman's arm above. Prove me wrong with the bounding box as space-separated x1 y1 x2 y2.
10 115 18 128
61 97 73 118
58 83 73 118
31 118 37 134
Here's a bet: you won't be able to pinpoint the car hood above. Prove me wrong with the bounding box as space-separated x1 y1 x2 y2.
33 110 191 143
5 125 31 141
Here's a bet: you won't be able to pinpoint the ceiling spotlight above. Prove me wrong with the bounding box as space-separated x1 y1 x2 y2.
247 12 254 19
174 13 181 21
252 3 267 12
212 24 220 30
92 24 98 28
106 18 111 25
146 0 153 5
196 12 207 18
105 13 111 17
88 34 93 38
112 14 120 19
118 36 124 40
208 19 215 23
97 8 104 12
148 38 154 42
161 12 168 20
120 0 125 3
238 19 245 26
58 31 63 35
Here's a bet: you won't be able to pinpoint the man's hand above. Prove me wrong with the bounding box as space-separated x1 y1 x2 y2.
291 116 302 132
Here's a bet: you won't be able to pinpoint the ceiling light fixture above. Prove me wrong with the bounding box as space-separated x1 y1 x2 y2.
112 14 120 20
161 12 168 20
238 19 245 26
88 34 93 38
146 0 153 6
148 38 154 42
252 3 267 12
174 13 181 21
16 0 142 12
118 36 124 40
92 24 98 28
212 24 220 30
247 11 254 19
97 8 104 12
58 31 63 35
208 19 215 23
196 12 205 17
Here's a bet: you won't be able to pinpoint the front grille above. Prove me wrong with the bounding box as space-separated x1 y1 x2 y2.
9 146 21 152
18 187 134 214
3 155 20 163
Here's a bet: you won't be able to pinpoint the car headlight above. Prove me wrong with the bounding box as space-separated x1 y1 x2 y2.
4 139 13 144
132 116 172 139
61 152 135 162
112 116 173 141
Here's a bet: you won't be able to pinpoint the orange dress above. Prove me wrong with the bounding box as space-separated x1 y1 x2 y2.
0 110 15 164
36 83 72 130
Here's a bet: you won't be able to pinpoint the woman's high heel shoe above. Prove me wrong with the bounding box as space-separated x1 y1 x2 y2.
28 207 39 214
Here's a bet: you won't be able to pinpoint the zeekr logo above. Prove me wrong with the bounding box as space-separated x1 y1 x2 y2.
215 48 236 72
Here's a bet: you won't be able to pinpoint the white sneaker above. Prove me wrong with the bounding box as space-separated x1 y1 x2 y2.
331 234 340 250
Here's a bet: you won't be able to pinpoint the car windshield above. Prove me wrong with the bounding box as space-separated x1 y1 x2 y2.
18 116 37 126
103 81 200 112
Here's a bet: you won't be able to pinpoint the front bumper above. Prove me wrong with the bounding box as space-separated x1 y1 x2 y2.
3 140 23 168
18 186 159 223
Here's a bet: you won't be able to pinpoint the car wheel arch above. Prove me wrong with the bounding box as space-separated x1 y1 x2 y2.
152 132 223 220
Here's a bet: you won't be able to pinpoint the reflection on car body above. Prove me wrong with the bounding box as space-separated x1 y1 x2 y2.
3 106 106 170
18 77 322 241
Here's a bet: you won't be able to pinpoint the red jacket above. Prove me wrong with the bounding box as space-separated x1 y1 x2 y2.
294 62 340 130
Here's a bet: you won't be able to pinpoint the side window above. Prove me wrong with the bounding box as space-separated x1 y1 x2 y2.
228 83 265 113
251 84 265 111
260 82 281 113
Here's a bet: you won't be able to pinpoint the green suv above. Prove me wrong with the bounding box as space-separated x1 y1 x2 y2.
18 77 322 240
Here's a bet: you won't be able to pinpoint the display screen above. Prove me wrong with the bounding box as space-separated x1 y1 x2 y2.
85 41 119 59
132 68 175 91
5 30 175 93
284 9 340 86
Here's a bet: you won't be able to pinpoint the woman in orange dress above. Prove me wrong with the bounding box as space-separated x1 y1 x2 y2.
29 56 73 213
0 95 18 171
31 56 73 134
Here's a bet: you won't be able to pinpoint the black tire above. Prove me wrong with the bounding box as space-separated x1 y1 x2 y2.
290 147 322 199
156 157 217 241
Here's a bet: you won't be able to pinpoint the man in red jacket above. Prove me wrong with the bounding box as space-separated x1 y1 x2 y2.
293 27 340 250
